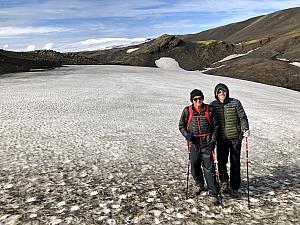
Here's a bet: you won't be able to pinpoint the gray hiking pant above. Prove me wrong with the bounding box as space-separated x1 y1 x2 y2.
190 144 219 196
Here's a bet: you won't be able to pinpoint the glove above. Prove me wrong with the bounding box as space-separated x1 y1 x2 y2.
243 129 250 138
186 133 195 141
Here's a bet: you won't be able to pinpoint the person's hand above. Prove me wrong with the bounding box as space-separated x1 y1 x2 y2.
186 133 195 141
243 129 250 138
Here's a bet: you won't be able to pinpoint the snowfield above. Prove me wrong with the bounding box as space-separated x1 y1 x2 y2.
0 65 299 224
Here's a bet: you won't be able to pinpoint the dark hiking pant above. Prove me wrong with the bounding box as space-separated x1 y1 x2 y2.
190 143 219 196
216 139 242 190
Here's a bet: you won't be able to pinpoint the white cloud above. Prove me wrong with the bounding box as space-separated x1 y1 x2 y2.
43 43 53 50
3 44 8 50
25 45 35 51
0 27 67 37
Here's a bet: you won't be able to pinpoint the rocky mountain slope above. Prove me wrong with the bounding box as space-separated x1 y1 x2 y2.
0 49 99 75
0 50 62 74
183 7 300 91
182 7 300 43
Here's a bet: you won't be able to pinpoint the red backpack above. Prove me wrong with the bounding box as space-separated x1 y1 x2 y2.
187 104 212 129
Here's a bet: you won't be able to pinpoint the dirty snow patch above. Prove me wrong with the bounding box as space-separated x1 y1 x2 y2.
217 48 260 63
277 58 289 62
290 62 300 68
127 48 139 53
201 65 225 72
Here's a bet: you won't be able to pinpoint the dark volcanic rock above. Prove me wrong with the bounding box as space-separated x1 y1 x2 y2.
0 50 62 75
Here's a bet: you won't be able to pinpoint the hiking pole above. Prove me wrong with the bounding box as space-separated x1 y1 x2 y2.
212 144 223 205
246 137 250 210
186 141 191 199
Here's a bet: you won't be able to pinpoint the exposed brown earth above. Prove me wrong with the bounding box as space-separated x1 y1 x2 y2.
205 58 300 91
182 7 300 43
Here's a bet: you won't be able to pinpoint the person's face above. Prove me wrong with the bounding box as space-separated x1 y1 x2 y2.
193 96 203 108
217 89 227 102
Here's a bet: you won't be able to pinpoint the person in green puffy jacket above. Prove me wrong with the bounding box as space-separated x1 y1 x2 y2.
210 83 249 198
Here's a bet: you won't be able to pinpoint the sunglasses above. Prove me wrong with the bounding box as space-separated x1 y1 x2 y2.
193 97 203 101
218 90 226 94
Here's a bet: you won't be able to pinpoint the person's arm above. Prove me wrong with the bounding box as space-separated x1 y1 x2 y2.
179 107 190 139
236 99 249 132
211 106 219 142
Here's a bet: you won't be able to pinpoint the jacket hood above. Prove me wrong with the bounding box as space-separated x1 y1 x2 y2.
214 83 229 100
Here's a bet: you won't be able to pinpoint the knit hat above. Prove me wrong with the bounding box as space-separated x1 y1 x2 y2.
190 89 204 102
214 83 229 100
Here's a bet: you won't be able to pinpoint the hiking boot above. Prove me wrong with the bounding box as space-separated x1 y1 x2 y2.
230 189 241 198
192 184 205 195
220 182 229 193
208 195 222 206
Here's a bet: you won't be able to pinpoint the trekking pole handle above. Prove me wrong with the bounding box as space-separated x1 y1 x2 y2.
245 137 251 163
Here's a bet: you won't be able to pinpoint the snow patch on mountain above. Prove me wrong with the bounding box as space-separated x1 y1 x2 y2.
127 48 139 53
57 38 150 52
290 62 300 68
276 58 300 68
216 48 260 63
155 57 184 71
277 58 289 62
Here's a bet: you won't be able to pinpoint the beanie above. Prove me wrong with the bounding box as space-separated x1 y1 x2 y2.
214 83 229 100
190 89 204 102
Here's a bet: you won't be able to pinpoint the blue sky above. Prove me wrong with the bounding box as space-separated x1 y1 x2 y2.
1 0 300 51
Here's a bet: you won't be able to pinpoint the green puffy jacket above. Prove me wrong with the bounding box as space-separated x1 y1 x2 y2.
210 98 249 140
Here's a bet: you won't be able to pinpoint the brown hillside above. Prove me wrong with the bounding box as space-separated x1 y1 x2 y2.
182 7 300 43
205 58 300 91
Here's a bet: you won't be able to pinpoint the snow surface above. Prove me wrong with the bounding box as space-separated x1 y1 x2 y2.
155 57 184 71
0 65 299 224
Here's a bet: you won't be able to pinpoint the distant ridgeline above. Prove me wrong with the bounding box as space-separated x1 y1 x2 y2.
0 49 62 74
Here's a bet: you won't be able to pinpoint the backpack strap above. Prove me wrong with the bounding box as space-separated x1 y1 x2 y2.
204 104 212 125
187 105 193 129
